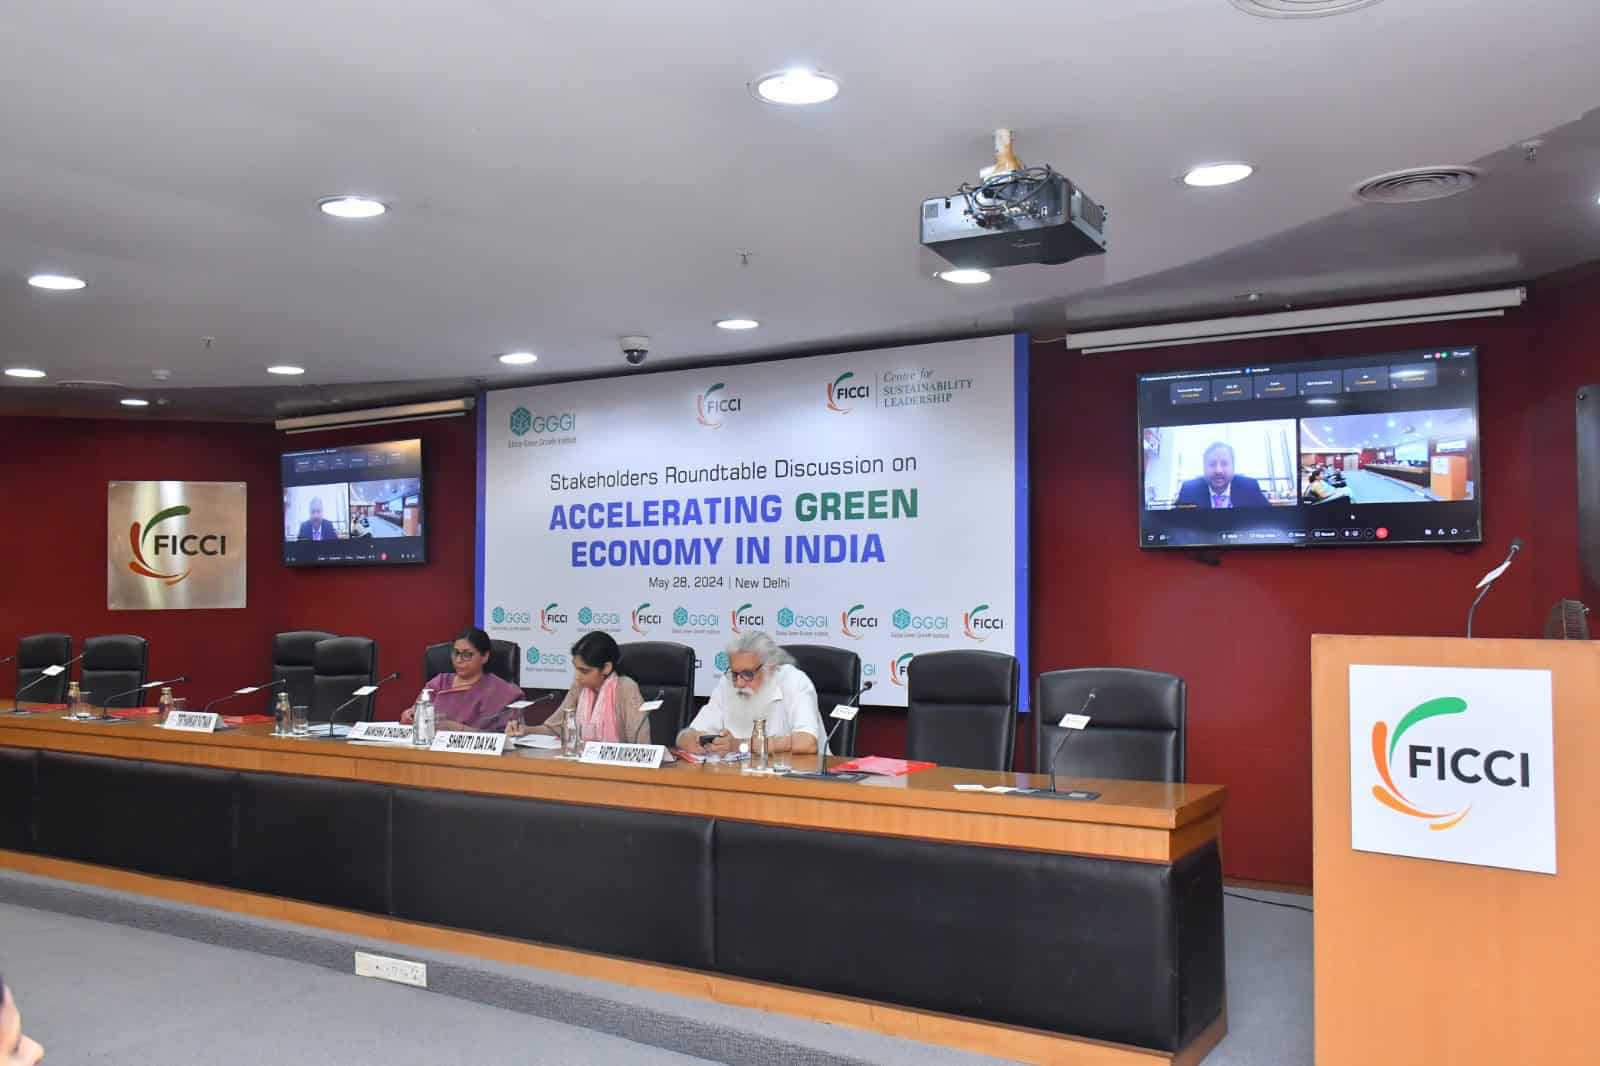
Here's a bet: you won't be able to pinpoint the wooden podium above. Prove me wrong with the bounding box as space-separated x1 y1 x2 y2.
1312 635 1600 1066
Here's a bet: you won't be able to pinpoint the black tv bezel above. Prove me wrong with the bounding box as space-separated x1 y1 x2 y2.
279 437 429 569
1134 345 1484 552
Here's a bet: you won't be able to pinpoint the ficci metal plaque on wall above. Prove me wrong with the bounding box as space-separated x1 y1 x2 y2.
107 481 247 610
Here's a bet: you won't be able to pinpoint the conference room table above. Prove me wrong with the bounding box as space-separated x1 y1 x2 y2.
0 703 1227 1065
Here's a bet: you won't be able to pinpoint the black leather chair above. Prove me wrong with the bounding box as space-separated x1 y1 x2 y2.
422 640 521 686
80 634 150 709
271 630 336 714
904 650 1020 771
16 632 72 705
782 644 862 756
617 641 696 747
311 637 378 725
1035 668 1186 782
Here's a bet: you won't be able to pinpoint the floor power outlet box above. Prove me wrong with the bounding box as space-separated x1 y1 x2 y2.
354 951 428 988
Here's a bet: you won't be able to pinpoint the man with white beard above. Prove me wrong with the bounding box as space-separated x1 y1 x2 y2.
677 631 825 756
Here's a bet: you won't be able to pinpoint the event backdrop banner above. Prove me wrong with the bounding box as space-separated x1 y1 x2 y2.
478 335 1029 706
107 480 248 610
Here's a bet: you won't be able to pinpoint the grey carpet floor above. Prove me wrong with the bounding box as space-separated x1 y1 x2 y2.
0 875 1313 1065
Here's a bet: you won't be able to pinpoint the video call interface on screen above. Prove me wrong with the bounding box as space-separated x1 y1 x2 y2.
1138 346 1480 549
280 439 426 566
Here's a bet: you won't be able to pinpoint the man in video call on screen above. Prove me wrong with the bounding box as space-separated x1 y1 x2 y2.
296 497 337 541
1176 441 1270 509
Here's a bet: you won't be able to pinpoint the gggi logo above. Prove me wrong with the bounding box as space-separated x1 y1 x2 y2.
892 608 949 633
777 607 827 631
673 607 720 629
491 606 532 626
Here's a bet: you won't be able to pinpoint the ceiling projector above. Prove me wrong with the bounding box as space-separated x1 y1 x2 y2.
920 129 1108 270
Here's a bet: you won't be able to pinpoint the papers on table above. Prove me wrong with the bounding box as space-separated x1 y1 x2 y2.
954 783 1021 794
512 733 562 750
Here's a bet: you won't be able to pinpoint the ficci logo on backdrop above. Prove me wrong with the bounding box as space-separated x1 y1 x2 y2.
730 602 764 633
962 603 1003 641
539 602 566 633
826 371 870 413
632 602 662 635
128 505 227 586
840 603 877 639
889 652 916 686
696 382 741 427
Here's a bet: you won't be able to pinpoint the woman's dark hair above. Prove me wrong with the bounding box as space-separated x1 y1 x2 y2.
571 631 621 673
455 626 492 656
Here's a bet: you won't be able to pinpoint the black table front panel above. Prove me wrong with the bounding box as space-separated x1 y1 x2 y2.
0 745 1223 1049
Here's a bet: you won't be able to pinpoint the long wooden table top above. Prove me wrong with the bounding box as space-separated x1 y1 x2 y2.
0 702 1223 864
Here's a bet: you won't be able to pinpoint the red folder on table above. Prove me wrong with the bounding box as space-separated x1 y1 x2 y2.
832 756 936 777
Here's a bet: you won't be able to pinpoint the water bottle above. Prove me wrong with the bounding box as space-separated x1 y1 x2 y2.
413 689 436 748
67 680 85 719
158 686 175 721
275 692 292 736
751 717 769 772
561 703 580 757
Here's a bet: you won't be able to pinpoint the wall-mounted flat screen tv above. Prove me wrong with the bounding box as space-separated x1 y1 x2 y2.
1137 346 1480 549
281 438 426 566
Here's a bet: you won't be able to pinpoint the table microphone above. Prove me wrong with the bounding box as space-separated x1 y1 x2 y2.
102 674 189 709
14 653 85 711
817 680 873 776
1047 689 1097 794
631 688 666 744
202 678 286 715
1467 537 1525 639
319 672 401 736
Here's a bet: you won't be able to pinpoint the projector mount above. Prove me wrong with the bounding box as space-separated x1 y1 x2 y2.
954 129 1060 229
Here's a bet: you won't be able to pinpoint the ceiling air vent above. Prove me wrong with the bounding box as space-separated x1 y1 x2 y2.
1353 166 1480 205
1232 0 1384 17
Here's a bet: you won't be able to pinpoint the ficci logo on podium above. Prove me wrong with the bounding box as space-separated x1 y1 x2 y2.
1348 664 1556 874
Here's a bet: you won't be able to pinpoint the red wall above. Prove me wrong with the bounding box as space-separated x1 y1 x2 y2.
0 415 475 720
5 269 1596 884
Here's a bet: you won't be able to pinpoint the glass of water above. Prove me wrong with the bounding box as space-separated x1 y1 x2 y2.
291 704 310 737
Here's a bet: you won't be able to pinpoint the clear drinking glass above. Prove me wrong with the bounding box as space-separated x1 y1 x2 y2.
291 704 310 737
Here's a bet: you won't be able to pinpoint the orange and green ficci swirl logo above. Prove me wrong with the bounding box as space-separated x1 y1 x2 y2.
1370 696 1472 831
128 505 193 586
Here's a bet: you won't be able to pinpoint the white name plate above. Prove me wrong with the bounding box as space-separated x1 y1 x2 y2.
579 741 667 769
1059 713 1092 730
42 664 66 677
831 704 859 721
348 721 415 745
640 699 664 713
351 684 379 696
430 730 508 757
163 711 220 733
234 685 261 695
506 699 536 710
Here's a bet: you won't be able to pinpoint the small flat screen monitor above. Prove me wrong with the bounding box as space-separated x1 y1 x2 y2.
281 438 426 566
1138 346 1481 549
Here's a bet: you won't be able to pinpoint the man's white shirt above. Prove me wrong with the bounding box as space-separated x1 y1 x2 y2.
687 663 827 753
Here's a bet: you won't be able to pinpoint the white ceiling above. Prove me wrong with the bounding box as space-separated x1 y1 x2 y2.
2 0 1598 420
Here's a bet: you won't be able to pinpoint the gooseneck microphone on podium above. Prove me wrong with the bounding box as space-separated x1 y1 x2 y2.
102 675 189 709
785 680 873 781
1047 690 1096 793
1467 537 1525 638
316 672 400 738
13 653 84 710
202 678 286 715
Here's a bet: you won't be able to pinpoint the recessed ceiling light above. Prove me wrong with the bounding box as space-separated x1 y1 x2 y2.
1181 163 1254 187
752 69 839 106
318 196 387 219
267 365 306 376
28 273 86 291
715 318 760 330
4 367 46 379
937 268 992 285
120 397 150 407
498 351 538 366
